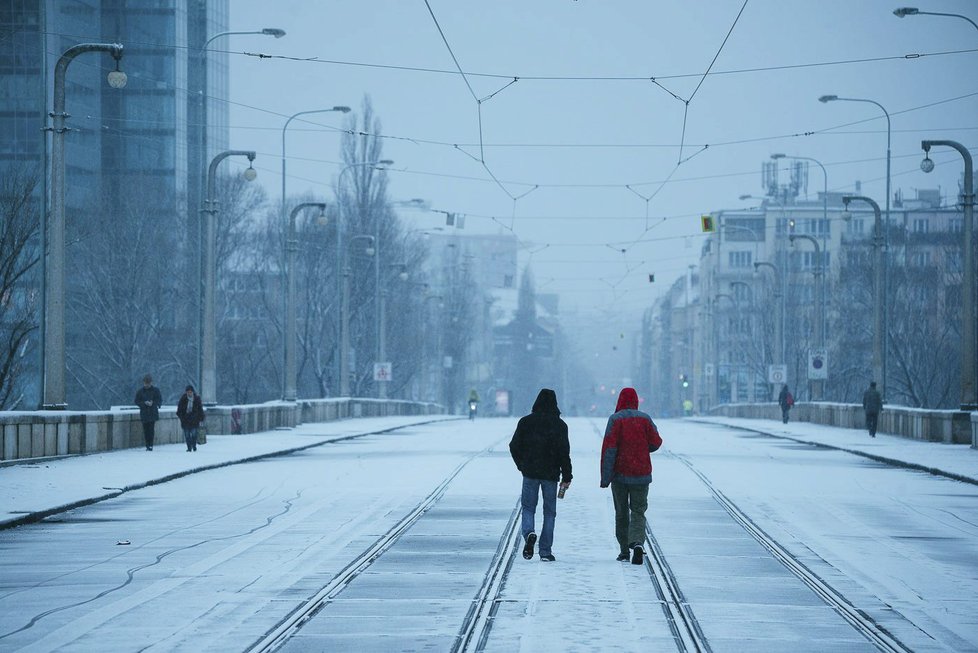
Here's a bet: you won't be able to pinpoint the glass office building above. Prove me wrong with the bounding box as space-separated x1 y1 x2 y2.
0 0 229 407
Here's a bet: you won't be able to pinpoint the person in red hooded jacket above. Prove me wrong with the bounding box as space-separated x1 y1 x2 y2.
600 387 662 565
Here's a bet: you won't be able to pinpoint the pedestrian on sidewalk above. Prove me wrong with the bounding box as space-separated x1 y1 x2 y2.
778 384 794 424
509 388 573 562
177 385 205 451
134 374 163 450
600 387 663 565
862 381 883 438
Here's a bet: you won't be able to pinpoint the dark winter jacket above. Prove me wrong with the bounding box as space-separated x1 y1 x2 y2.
177 393 205 429
135 385 163 423
509 389 573 484
600 387 662 487
778 386 793 409
862 387 883 414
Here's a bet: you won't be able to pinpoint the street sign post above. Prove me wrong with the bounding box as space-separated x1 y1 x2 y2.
808 349 828 380
768 364 787 385
373 362 392 382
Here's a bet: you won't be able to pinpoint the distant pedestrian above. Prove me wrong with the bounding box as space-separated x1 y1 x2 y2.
509 389 573 562
778 384 794 424
134 374 162 451
862 381 883 437
600 387 663 565
176 385 205 452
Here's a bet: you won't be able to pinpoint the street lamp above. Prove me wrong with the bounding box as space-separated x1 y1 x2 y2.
754 261 784 399
334 160 394 396
894 7 978 31
284 202 327 402
378 263 410 398
41 43 125 409
713 293 735 404
788 233 825 400
341 235 375 396
920 140 975 410
281 106 350 246
842 195 885 401
200 150 257 406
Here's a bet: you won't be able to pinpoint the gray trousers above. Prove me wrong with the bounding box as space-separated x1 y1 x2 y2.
611 481 649 552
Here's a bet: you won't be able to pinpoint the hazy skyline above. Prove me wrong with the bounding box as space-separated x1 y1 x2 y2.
227 0 975 323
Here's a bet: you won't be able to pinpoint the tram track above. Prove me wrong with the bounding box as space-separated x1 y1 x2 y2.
452 503 522 653
247 438 510 653
643 527 712 652
671 452 913 653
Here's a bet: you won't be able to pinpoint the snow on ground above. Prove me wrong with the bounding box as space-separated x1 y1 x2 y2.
1 413 976 651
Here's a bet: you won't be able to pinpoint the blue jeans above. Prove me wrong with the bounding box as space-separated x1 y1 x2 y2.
182 427 198 450
520 477 558 556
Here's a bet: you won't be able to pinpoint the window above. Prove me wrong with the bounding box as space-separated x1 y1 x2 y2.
912 251 932 267
728 251 752 268
846 218 865 235
949 217 963 233
912 219 929 234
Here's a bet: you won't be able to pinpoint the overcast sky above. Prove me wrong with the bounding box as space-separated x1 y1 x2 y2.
226 0 975 326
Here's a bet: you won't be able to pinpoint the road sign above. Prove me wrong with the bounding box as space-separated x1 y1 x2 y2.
808 349 828 380
768 364 787 385
373 362 392 382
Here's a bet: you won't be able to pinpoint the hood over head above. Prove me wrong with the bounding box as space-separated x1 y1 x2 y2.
531 388 561 416
616 387 639 411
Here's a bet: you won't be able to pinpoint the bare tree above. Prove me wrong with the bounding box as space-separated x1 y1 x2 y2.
212 174 278 404
0 167 40 409
67 185 180 408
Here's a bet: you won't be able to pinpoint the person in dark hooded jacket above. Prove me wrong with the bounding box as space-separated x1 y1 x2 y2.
509 389 572 562
600 387 662 565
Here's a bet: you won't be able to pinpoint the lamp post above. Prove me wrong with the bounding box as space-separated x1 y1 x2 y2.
341 235 375 396
894 7 978 31
378 263 409 398
820 95 890 398
281 106 350 246
197 28 285 175
420 291 444 402
714 293 735 404
842 195 885 400
730 280 757 402
284 202 327 402
41 43 126 409
754 261 783 399
772 153 829 348
920 140 975 410
335 160 393 396
200 150 257 406
788 233 825 400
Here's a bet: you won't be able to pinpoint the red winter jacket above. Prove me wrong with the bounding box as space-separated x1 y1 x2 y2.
600 388 662 486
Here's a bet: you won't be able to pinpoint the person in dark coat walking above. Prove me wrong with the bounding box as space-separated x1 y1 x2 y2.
509 389 573 562
600 387 663 565
778 384 794 424
176 385 205 451
134 374 162 450
862 381 883 437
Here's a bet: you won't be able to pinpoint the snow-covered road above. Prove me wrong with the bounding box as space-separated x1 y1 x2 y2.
1 415 976 651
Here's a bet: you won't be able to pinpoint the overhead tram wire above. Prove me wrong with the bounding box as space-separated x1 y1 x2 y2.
55 40 976 187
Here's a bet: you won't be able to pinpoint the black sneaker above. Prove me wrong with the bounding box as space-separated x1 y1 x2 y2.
540 554 556 562
631 545 644 565
616 552 629 562
523 533 537 560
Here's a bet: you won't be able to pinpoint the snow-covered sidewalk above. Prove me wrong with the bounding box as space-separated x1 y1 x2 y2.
692 415 978 485
0 415 457 529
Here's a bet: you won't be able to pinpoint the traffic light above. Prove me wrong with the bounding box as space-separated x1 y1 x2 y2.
679 374 689 388
700 215 716 233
